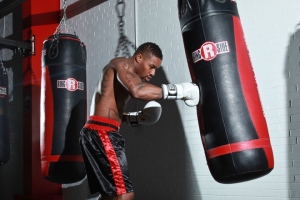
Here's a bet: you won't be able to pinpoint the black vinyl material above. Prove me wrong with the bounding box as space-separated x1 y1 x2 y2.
41 33 87 183
178 0 273 183
0 66 9 165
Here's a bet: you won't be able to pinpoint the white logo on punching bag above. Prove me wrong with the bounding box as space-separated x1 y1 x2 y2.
192 41 230 63
202 42 218 61
57 78 84 91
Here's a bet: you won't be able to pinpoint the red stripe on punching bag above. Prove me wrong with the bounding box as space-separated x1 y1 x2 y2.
206 139 271 159
233 16 274 168
41 66 54 176
47 35 82 43
41 155 83 162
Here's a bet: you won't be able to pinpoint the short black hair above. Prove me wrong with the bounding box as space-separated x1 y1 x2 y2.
134 42 163 60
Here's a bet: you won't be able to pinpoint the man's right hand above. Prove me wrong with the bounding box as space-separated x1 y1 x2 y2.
124 101 162 127
161 82 200 107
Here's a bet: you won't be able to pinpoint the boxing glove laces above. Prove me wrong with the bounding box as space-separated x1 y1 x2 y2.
161 82 199 107
125 101 162 127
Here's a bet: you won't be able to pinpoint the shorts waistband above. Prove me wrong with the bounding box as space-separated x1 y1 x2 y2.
85 116 121 131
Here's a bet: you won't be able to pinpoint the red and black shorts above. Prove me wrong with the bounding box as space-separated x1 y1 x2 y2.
80 116 133 196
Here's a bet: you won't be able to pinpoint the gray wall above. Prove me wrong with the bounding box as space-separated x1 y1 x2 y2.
0 0 300 199
63 0 300 199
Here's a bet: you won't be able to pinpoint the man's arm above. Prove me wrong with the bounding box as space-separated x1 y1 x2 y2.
112 58 200 106
112 58 163 100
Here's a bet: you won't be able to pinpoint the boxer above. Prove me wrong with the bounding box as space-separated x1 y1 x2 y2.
80 42 199 200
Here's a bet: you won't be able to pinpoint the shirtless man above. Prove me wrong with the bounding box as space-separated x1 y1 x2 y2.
79 42 199 200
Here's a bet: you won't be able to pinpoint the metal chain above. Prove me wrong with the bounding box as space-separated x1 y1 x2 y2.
0 57 3 70
114 0 136 58
0 57 7 85
55 0 76 36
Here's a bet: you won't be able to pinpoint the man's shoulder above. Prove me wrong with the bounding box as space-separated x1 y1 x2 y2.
111 57 128 63
109 57 131 70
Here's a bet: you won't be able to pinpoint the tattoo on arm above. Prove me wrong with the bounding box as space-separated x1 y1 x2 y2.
113 58 149 93
100 69 110 95
137 82 147 90
112 58 129 70
121 59 129 70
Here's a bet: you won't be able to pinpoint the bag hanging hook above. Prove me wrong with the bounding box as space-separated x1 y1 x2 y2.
114 0 136 58
54 0 77 36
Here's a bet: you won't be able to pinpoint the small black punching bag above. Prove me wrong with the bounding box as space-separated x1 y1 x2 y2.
41 33 87 183
178 0 274 183
0 63 9 165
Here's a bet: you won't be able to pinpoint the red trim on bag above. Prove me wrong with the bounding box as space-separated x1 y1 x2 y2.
264 146 274 168
233 16 269 142
41 66 54 177
47 36 86 46
206 138 273 168
232 16 273 167
41 155 84 162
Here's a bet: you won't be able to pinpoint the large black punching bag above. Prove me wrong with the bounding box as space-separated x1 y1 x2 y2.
41 33 87 183
0 63 9 165
178 0 274 183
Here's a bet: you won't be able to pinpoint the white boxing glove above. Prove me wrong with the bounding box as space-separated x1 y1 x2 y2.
125 101 162 127
161 82 200 107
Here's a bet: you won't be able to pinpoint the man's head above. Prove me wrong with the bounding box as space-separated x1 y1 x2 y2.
133 42 163 82
133 42 163 60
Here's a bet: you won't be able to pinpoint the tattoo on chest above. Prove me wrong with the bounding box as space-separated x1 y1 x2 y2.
107 108 119 119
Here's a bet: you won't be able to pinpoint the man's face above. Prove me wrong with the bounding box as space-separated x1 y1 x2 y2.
136 54 162 82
